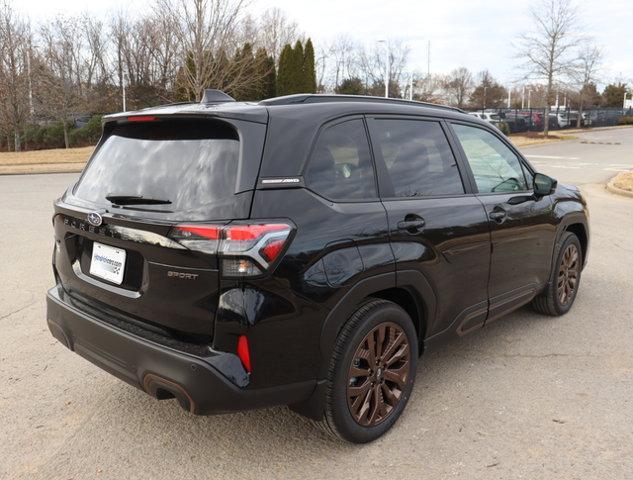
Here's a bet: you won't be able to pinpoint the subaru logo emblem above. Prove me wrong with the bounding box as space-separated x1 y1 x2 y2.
87 212 103 227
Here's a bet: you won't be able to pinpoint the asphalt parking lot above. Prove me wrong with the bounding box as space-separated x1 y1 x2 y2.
2 128 632 479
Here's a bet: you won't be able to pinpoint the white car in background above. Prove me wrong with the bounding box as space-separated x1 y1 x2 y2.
469 112 502 123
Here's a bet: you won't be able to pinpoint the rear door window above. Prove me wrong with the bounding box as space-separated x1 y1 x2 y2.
304 118 377 201
369 119 465 197
74 119 241 212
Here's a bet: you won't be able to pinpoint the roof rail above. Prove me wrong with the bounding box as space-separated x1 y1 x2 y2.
259 93 465 113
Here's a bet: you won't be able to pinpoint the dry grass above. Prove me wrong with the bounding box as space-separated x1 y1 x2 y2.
613 172 633 192
0 146 92 174
509 132 576 148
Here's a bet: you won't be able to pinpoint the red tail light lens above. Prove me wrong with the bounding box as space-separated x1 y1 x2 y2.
170 221 293 277
259 238 286 263
172 224 221 240
237 335 252 373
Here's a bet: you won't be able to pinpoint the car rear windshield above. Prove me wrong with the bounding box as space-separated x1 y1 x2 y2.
73 119 240 212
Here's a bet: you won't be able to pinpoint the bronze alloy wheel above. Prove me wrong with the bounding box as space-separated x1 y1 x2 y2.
558 243 580 305
346 321 411 427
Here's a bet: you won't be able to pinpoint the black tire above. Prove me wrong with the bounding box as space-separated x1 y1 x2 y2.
532 232 582 316
316 299 418 443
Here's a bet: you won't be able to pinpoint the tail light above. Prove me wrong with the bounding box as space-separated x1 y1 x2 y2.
236 335 252 373
170 222 293 278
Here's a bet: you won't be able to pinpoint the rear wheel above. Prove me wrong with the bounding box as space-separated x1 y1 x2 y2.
317 299 418 443
532 232 582 316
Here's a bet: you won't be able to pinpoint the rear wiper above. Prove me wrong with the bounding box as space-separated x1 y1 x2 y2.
106 194 172 205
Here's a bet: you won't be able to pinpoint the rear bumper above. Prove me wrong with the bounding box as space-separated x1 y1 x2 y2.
46 286 315 414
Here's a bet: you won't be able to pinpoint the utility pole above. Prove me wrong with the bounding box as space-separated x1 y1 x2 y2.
427 40 430 77
409 74 413 101
483 85 487 111
522 85 525 109
122 72 128 111
507 87 511 108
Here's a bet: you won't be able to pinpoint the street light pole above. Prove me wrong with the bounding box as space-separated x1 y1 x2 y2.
528 89 532 109
385 49 390 98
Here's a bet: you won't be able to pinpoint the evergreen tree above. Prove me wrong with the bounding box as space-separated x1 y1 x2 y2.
263 53 277 99
230 43 255 100
303 38 317 93
277 43 294 96
291 40 304 94
602 83 628 107
253 48 276 100
336 77 365 95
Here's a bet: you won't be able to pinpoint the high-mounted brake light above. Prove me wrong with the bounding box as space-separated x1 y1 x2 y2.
170 222 293 277
127 115 158 122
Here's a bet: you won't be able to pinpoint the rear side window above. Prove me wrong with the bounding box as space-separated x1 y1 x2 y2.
304 118 377 200
371 119 464 197
74 119 240 211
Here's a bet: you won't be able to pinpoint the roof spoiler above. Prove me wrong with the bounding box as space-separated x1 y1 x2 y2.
200 89 236 104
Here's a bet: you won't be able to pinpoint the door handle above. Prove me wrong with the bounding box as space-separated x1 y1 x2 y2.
397 217 426 232
489 207 507 223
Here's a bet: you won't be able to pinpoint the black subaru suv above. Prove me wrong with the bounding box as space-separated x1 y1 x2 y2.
47 91 589 443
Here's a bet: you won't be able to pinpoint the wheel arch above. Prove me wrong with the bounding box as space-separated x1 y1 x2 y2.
293 272 434 421
565 222 588 266
553 212 589 270
318 271 435 380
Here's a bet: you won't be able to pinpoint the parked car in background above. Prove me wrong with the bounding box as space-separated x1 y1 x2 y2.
468 112 508 133
502 112 529 133
469 112 502 124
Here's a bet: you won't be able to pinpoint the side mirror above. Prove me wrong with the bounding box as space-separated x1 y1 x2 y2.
533 173 557 196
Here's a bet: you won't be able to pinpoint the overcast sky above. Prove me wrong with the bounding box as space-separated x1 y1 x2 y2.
14 0 633 87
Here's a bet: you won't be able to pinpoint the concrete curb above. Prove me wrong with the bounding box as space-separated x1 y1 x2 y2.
606 172 633 198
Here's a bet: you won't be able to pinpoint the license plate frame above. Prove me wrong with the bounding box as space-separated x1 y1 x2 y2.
89 242 126 285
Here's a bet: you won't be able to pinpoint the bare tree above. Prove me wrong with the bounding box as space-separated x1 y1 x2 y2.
0 1 30 151
517 0 580 136
325 35 360 90
358 39 410 97
82 14 111 91
442 67 473 108
256 7 299 65
37 16 84 148
413 73 445 103
155 0 263 101
573 41 602 126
